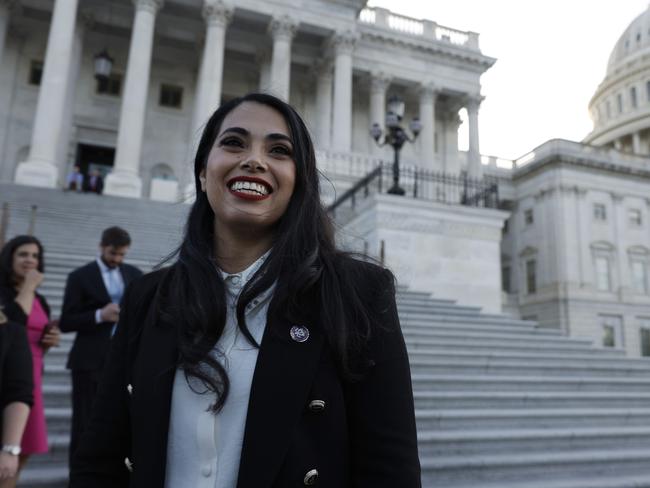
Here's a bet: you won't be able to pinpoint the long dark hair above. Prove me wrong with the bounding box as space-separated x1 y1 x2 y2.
157 93 380 412
0 235 45 288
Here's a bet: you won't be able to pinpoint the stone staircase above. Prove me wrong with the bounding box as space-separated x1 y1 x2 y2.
3 183 650 487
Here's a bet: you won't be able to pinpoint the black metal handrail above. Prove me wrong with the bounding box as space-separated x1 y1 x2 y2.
327 164 500 215
327 164 383 215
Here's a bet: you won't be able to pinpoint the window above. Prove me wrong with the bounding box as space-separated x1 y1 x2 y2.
617 94 623 113
647 81 650 102
638 32 642 43
607 100 612 118
631 87 638 108
629 209 642 226
632 260 648 294
96 74 122 96
594 203 607 221
600 315 623 348
502 219 509 235
526 259 537 294
524 209 534 225
29 60 43 86
640 320 650 357
502 266 511 293
159 84 183 109
595 256 611 291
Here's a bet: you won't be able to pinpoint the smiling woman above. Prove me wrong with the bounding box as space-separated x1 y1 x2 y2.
70 93 421 488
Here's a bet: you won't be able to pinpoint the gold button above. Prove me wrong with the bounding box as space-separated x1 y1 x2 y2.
124 457 133 472
308 400 326 412
303 469 318 485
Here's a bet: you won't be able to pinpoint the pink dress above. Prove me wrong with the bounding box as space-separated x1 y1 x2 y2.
21 298 49 454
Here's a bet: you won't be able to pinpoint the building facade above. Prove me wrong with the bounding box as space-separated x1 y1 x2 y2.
1 0 649 357
0 0 494 199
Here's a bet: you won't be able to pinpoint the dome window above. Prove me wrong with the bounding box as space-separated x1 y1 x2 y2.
617 93 623 113
637 33 642 43
646 81 650 102
606 100 612 118
631 87 638 108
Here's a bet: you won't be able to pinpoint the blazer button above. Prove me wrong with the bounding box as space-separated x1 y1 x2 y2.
303 469 318 485
124 457 133 473
308 400 326 412
127 384 133 395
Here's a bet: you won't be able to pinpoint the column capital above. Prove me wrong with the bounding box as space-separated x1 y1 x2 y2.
268 15 299 42
203 0 233 27
369 71 391 94
465 94 484 112
418 81 439 102
331 30 358 55
132 0 164 14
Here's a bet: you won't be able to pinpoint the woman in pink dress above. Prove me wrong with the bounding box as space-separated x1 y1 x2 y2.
0 235 60 488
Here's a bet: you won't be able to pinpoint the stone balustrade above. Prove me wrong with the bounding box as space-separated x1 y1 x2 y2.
514 138 650 173
358 7 480 51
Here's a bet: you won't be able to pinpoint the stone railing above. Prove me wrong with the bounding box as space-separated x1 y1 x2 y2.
358 7 480 51
316 149 386 178
514 138 650 173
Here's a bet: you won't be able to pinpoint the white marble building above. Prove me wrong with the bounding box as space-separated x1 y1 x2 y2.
1 0 649 357
0 0 493 198
584 6 650 154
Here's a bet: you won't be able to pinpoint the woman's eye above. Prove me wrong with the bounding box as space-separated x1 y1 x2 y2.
220 137 244 148
270 145 292 156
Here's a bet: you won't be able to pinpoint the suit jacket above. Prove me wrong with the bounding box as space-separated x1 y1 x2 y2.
83 175 104 194
0 285 51 325
0 317 34 410
70 260 421 488
59 261 142 373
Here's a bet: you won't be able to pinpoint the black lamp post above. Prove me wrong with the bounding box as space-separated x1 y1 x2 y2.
370 95 422 195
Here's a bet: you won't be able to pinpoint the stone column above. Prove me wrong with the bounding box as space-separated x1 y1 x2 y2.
314 61 333 149
443 112 461 174
182 0 232 200
268 15 298 101
0 0 15 69
418 82 438 170
57 14 88 176
331 30 357 152
633 131 642 154
15 0 80 188
191 1 233 138
369 71 390 156
257 49 271 91
611 192 628 294
105 0 164 198
466 95 482 178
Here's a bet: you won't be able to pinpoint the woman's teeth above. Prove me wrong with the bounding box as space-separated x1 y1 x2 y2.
229 181 269 195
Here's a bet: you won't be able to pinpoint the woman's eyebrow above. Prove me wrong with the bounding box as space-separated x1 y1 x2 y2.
218 126 249 138
267 133 293 144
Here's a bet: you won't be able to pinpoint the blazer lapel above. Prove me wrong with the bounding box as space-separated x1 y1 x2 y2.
237 311 324 488
130 309 178 488
91 261 111 303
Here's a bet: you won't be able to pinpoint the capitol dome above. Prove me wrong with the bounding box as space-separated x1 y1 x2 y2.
584 5 650 154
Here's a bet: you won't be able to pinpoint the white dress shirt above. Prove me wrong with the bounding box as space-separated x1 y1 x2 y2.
164 252 274 488
94 257 125 324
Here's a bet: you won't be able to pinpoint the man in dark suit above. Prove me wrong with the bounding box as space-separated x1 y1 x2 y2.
83 169 104 194
59 226 142 466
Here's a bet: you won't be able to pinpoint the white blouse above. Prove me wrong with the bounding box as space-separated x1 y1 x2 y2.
164 253 273 488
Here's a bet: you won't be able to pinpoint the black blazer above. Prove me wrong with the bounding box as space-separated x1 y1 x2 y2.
0 285 50 326
59 261 142 372
0 317 34 411
70 261 421 488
